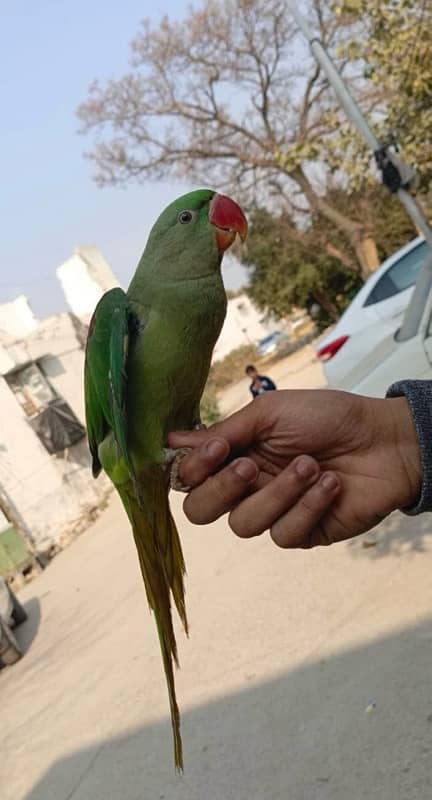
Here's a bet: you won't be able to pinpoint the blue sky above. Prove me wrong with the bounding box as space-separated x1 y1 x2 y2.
1 1 248 316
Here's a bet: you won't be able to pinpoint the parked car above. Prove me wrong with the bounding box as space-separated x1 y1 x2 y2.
257 331 286 356
0 577 27 668
339 256 432 397
316 237 429 387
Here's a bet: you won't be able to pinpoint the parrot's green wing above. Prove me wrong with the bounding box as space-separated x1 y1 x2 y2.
84 287 135 483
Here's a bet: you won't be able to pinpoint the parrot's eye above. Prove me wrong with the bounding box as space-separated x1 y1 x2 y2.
178 210 195 224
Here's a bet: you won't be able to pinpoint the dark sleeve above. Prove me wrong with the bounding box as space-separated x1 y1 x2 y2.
262 377 276 390
386 380 432 514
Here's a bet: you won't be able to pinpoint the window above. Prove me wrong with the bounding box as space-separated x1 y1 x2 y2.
6 362 85 454
7 363 56 416
364 242 428 307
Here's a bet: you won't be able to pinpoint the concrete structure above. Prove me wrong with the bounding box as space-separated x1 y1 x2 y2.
0 246 120 556
0 295 38 339
56 246 120 324
0 302 109 554
213 293 274 361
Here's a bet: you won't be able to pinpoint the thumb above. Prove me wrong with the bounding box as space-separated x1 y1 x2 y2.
168 399 264 451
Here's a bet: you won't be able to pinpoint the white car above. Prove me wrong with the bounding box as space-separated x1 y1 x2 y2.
337 249 432 397
316 236 429 387
256 331 286 356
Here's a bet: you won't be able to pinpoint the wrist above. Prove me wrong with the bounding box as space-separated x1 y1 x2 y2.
362 395 421 511
386 396 422 509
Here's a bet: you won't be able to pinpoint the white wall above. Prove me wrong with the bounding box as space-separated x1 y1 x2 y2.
0 344 16 375
57 248 120 322
213 294 273 361
0 377 108 551
0 309 110 551
41 350 85 424
0 296 38 339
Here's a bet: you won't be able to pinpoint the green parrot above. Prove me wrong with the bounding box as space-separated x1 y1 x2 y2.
84 189 247 770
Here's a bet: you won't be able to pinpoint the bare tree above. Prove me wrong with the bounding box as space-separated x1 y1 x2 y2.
78 0 379 275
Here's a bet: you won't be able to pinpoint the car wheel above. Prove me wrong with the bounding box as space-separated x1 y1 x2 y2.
8 586 28 626
0 617 23 667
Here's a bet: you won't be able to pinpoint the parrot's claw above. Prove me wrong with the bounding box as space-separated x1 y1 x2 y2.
164 447 192 493
164 423 206 491
193 420 207 431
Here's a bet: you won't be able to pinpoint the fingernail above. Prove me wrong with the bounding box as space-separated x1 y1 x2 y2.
232 458 257 481
205 439 226 459
295 456 317 479
320 473 338 491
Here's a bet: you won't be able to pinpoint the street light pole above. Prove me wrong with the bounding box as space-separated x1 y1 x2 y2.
287 2 432 248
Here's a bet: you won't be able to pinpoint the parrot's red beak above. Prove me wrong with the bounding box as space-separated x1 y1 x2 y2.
209 194 248 253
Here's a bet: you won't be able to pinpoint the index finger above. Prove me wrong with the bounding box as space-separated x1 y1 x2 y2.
168 397 265 452
178 437 230 487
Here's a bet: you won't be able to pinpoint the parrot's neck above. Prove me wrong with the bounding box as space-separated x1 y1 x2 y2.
127 265 226 318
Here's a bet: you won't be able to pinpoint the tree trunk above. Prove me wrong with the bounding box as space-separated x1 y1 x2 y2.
353 234 380 276
290 166 380 278
312 289 339 321
321 240 360 273
279 210 361 274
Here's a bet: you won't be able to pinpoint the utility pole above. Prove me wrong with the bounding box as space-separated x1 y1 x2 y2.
287 2 432 248
287 3 432 342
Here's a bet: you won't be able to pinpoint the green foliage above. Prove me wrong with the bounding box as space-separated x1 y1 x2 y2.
241 208 363 328
312 185 418 262
333 0 432 191
241 187 418 328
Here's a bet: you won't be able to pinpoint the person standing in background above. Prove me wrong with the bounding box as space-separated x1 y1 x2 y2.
245 365 277 399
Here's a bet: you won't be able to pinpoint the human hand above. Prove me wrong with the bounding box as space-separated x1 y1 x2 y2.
169 390 421 548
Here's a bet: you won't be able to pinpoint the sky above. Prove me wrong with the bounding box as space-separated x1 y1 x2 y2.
1 0 249 317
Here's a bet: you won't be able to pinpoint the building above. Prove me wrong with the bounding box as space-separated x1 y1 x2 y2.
0 297 110 556
212 293 274 361
56 246 120 324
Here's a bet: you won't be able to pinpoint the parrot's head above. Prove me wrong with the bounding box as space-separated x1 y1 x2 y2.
141 188 248 281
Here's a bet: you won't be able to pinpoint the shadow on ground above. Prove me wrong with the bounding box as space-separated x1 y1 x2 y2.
24 618 432 800
15 597 41 655
348 510 432 560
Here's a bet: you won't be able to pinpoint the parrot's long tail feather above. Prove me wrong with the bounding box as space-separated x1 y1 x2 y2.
118 470 187 771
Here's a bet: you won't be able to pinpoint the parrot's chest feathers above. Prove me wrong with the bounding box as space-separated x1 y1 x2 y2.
127 278 226 435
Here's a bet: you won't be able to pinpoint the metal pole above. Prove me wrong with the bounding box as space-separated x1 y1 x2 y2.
287 1 432 248
398 192 432 247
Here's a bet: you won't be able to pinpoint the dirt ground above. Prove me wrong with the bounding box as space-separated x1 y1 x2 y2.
2 346 432 800
219 343 326 415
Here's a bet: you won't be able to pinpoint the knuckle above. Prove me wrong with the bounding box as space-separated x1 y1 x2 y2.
183 493 210 525
299 486 329 515
179 454 201 486
270 521 296 549
228 509 254 539
210 472 238 506
268 477 293 505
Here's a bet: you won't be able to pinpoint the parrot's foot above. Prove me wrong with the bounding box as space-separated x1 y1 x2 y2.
193 420 207 431
164 447 192 492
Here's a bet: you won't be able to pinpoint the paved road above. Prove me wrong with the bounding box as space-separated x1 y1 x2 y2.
2 491 432 800
219 344 326 416
3 347 432 800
